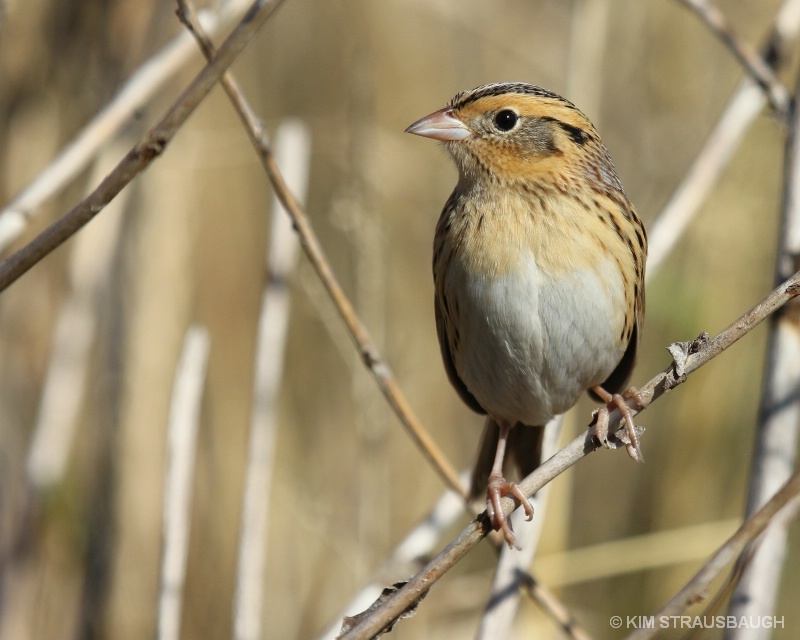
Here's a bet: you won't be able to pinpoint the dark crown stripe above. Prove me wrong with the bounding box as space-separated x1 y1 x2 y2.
449 82 578 111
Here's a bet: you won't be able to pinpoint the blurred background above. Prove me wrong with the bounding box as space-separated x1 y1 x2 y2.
0 0 797 638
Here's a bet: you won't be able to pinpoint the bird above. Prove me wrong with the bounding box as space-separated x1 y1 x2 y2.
405 82 647 548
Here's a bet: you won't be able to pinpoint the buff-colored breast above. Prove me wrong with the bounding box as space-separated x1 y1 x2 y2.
435 184 629 425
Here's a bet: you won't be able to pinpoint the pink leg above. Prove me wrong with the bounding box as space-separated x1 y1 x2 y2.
486 422 535 549
591 385 645 462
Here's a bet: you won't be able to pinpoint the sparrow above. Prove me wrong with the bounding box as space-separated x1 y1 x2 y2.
406 82 646 548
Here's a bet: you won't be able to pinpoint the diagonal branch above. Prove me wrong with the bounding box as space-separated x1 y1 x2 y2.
675 0 790 117
0 0 255 255
0 0 287 293
647 0 800 276
174 0 464 497
338 269 800 639
624 472 800 640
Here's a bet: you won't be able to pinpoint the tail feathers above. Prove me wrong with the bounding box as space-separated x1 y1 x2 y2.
469 418 544 501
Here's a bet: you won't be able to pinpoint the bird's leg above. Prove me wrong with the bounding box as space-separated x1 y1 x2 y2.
591 385 645 462
486 422 535 549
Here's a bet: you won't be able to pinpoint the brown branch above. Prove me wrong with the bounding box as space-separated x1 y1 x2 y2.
624 473 800 640
338 270 800 639
0 0 287 293
676 0 790 117
0 0 255 255
174 0 464 497
647 0 800 274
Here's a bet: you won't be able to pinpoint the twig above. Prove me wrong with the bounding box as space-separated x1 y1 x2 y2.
0 0 255 254
232 119 309 640
624 472 800 640
175 0 464 497
157 326 210 640
0 0 287 293
724 43 800 638
676 0 790 116
647 0 800 277
338 269 800 639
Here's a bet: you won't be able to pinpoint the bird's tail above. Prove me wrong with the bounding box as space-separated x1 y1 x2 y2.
468 418 544 501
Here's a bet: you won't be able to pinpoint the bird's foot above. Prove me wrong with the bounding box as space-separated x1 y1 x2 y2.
486 471 534 549
591 385 645 462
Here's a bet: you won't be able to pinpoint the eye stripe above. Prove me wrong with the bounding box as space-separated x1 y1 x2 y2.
540 117 590 145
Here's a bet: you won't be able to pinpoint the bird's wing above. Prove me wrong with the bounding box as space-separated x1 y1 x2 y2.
434 292 486 415
591 322 639 398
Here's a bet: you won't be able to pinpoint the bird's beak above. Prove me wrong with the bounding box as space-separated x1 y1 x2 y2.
405 107 471 141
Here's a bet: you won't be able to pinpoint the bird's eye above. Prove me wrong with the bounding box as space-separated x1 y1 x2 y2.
494 109 519 132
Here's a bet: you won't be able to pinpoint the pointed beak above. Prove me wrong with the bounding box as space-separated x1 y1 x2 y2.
405 107 471 141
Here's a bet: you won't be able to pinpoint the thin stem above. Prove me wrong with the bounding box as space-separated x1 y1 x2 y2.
648 0 800 276
676 0 790 116
0 0 254 254
0 0 287 293
625 473 800 640
175 0 464 497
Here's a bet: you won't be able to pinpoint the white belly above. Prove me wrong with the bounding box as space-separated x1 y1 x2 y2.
445 254 626 425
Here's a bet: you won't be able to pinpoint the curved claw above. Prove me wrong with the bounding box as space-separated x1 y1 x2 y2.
486 472 534 549
590 385 645 462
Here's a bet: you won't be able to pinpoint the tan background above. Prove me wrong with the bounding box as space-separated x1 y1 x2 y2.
0 0 796 638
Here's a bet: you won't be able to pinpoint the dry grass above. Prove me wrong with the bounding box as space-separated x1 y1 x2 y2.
0 1 798 639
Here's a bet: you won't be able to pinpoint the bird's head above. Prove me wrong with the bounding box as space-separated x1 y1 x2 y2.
406 82 617 190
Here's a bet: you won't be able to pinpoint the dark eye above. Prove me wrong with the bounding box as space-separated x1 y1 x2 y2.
494 109 518 132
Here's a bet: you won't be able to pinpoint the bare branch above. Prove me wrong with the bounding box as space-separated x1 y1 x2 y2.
0 0 287 293
322 430 592 640
0 0 255 254
317 479 468 640
520 575 593 640
647 0 800 276
676 0 790 116
175 0 464 497
338 269 800 639
624 473 800 640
